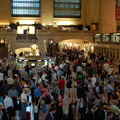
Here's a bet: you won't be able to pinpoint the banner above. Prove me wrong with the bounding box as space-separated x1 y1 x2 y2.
115 0 120 20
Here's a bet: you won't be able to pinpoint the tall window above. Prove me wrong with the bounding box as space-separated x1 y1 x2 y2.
54 0 81 18
11 0 40 17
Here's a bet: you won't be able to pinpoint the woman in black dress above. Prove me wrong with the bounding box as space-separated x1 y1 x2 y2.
68 98 76 120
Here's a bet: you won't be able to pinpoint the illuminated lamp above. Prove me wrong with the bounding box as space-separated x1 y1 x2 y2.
29 52 33 56
36 53 39 56
69 43 72 46
19 59 22 62
24 60 28 62
37 60 42 62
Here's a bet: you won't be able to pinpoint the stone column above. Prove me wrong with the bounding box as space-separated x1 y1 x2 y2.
41 0 53 25
114 49 117 59
108 48 111 58
99 0 116 33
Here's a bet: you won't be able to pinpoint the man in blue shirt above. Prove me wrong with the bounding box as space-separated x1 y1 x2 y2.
34 84 42 105
106 81 114 105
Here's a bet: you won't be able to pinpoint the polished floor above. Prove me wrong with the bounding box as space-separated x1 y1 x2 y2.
13 84 71 120
11 60 119 120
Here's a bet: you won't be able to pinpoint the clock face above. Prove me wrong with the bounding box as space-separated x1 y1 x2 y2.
31 44 37 50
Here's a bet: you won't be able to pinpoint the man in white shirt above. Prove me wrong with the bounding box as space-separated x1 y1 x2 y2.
54 65 59 71
103 62 109 72
59 63 64 70
7 76 14 85
91 74 97 87
108 66 114 75
7 68 13 78
20 88 31 120
4 92 13 120
0 71 3 81
37 74 42 84
77 65 82 73
41 71 47 81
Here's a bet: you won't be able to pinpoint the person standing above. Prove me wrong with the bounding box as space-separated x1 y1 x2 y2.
66 77 72 98
106 81 114 105
20 88 31 120
0 69 3 81
44 107 56 120
4 92 14 120
0 104 7 120
7 76 14 85
55 93 63 120
34 84 42 105
0 80 11 95
85 105 98 120
7 68 13 78
8 85 18 111
59 76 65 99
104 112 114 120
68 98 76 120
118 61 120 75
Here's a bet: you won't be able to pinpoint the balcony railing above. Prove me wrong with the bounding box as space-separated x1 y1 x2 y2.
16 34 38 42
16 39 37 43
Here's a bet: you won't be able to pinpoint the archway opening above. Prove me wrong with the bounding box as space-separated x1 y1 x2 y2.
58 39 93 56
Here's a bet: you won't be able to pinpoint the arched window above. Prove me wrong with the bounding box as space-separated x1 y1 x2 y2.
11 0 40 17
54 0 81 18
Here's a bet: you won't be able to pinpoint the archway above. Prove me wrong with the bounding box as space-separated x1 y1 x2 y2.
58 39 93 56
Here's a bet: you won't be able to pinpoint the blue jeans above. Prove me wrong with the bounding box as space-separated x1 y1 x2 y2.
20 102 27 120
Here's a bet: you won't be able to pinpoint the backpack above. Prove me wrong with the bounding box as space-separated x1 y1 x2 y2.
66 80 72 88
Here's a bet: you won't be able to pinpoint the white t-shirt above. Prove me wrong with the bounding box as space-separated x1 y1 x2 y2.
34 105 38 113
103 63 109 72
37 78 42 84
77 66 82 72
59 64 64 69
7 77 14 85
41 73 47 80
54 66 59 71
21 92 28 103
92 77 96 87
0 73 3 81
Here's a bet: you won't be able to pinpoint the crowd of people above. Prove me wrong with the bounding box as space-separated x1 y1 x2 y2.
0 49 120 120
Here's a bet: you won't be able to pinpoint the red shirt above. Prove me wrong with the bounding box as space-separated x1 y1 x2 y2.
51 65 55 70
59 79 65 90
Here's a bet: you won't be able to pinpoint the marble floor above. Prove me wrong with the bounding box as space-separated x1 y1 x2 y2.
11 60 119 120
13 83 71 120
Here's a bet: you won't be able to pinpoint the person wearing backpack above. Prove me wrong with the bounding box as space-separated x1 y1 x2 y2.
66 77 72 98
52 84 60 101
93 82 100 99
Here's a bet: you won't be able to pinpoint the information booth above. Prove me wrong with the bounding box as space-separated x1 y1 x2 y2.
15 56 54 71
